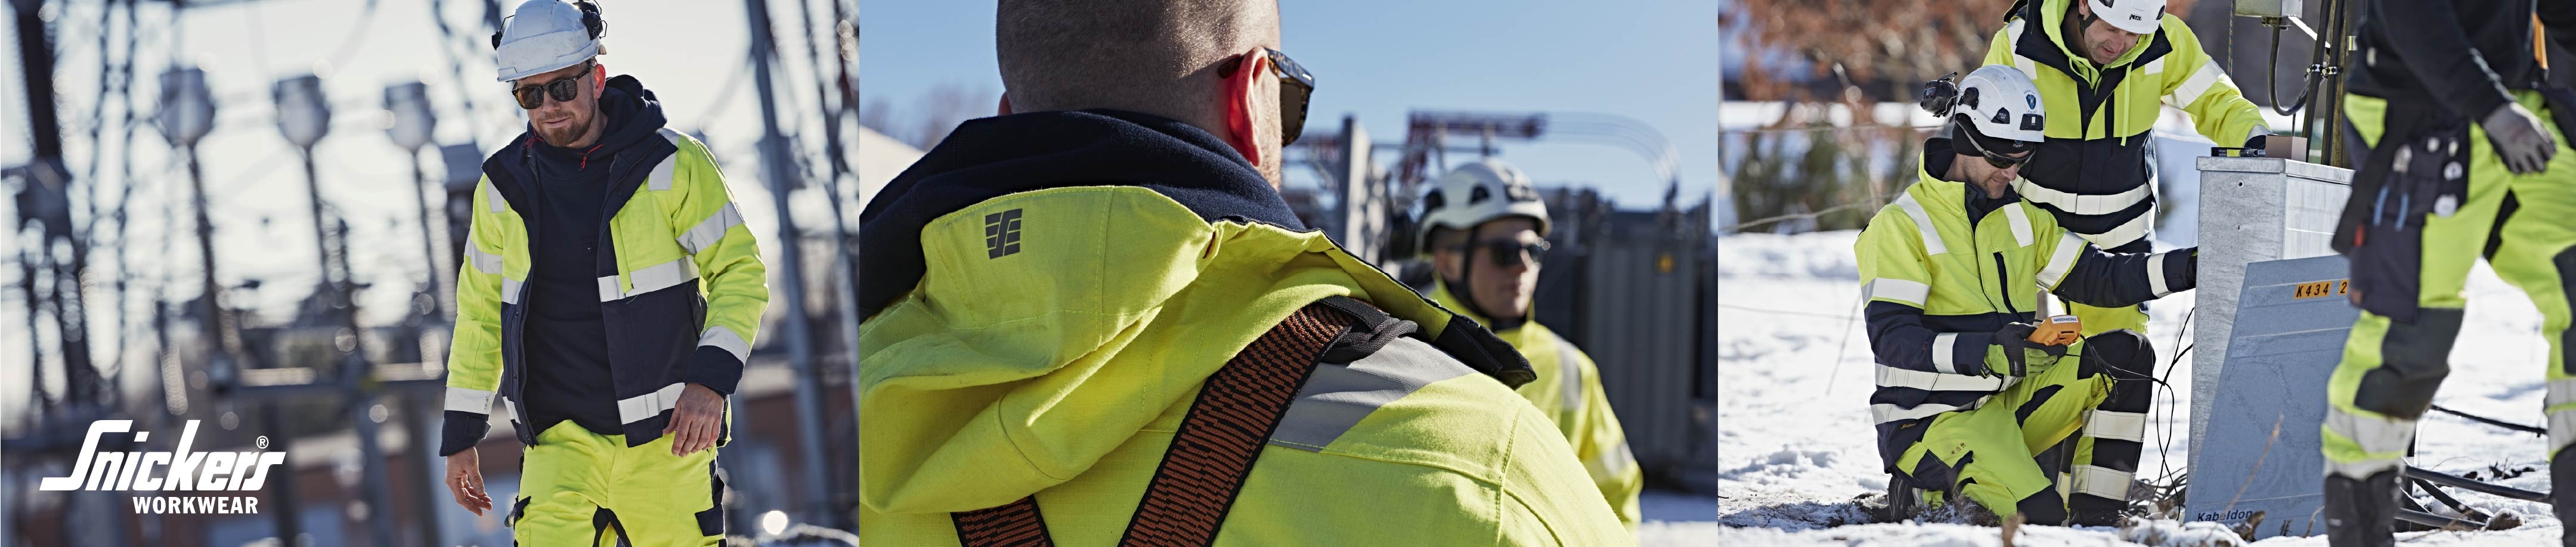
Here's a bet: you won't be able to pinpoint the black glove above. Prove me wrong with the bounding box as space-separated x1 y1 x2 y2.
2482 102 2558 175
1987 323 2069 377
2243 133 2268 150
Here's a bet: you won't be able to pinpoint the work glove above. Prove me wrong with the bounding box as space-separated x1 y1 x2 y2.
1987 323 2069 377
2244 133 2269 151
2481 102 2557 175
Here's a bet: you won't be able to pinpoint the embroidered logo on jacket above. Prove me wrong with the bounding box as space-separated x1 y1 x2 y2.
985 209 1024 258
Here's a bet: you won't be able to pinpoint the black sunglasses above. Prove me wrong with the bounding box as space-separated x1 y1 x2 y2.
511 62 596 110
1218 48 1314 145
1459 238 1551 268
1961 131 2035 169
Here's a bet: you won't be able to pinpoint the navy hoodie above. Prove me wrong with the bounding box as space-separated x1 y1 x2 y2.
522 75 669 436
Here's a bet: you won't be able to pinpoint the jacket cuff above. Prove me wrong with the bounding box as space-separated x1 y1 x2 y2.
2463 89 2516 133
683 345 746 396
1947 332 1993 377
439 411 491 456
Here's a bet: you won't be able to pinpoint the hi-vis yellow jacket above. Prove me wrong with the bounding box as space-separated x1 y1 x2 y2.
440 127 769 455
1427 282 1645 530
856 187 1631 546
1983 0 2267 249
1853 146 2194 471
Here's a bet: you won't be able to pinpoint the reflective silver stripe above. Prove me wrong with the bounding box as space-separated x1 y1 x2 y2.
499 278 524 305
2547 379 2576 450
2013 177 2151 216
599 258 699 302
2036 233 2085 289
2140 57 2166 76
2550 408 2576 453
1556 343 1583 414
2169 63 2227 107
1590 440 1636 477
1874 365 2008 393
2324 406 2417 459
499 396 516 418
1866 278 1931 306
1930 333 1961 374
2069 464 2132 499
615 383 690 424
1893 194 1948 256
1867 278 1931 306
465 245 504 275
2082 212 2155 250
484 181 506 213
2147 252 2173 297
648 154 679 192
2004 21 2038 80
2003 206 2035 247
1270 337 1473 451
2083 409 2148 442
1871 400 1991 424
699 325 751 363
677 203 744 254
445 387 496 414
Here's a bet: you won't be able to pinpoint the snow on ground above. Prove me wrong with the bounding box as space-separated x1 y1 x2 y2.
1720 231 2570 545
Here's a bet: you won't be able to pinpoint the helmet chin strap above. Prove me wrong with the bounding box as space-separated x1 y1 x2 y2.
1444 252 1528 332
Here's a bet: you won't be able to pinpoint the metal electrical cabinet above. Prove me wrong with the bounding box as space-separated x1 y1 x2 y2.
1532 190 1717 490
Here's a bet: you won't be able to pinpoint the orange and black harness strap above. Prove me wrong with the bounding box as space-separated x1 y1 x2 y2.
952 296 1394 546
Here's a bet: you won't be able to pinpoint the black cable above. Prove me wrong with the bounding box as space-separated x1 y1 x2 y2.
2428 404 2546 436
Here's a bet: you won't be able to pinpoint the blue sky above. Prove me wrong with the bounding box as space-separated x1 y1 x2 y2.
860 0 1720 207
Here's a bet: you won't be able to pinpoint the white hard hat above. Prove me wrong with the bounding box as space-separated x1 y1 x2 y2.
494 0 604 82
2087 0 2165 35
1946 65 2048 145
1415 158 1551 256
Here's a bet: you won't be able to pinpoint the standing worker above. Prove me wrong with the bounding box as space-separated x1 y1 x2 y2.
1981 0 2268 336
439 2 771 545
1415 158 1646 530
852 0 1630 545
1859 66 2196 526
2319 2 2576 545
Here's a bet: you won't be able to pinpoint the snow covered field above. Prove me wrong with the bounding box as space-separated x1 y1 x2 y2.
1718 231 2571 545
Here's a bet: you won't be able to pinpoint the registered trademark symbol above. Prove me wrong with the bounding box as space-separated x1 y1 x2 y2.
255 436 269 449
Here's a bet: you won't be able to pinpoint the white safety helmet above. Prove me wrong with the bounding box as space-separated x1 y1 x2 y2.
2086 0 2165 35
1937 64 2048 146
493 0 606 82
1415 158 1550 256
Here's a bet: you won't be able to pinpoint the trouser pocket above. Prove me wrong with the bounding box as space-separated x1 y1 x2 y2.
2349 123 2472 322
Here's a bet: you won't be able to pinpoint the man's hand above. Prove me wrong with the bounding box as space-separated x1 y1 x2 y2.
664 383 724 455
445 447 493 516
1990 323 2069 377
2482 102 2557 174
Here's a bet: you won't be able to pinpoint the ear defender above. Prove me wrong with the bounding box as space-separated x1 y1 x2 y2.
1918 72 1960 116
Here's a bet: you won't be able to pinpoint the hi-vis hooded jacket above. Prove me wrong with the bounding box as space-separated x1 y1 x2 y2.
1427 282 1645 530
854 110 1630 546
1984 0 2267 248
441 75 769 455
1855 143 2195 471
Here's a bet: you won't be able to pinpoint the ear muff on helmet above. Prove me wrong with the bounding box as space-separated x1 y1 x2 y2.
493 1 606 49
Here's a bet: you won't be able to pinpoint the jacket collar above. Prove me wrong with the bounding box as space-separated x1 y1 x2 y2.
856 109 1305 319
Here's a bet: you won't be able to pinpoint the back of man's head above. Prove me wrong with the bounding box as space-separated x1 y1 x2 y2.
996 0 1280 129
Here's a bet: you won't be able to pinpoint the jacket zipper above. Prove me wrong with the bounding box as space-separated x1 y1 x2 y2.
1993 253 2021 316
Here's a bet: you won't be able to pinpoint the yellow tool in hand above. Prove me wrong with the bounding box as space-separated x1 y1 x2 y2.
2028 315 2082 346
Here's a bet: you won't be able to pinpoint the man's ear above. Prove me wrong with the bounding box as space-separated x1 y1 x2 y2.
593 63 609 92
997 94 1013 116
1220 48 1265 167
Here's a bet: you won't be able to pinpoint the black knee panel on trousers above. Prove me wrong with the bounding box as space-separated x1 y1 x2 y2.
2077 330 2155 381
2355 309 2462 420
2553 450 2576 546
2018 488 2069 526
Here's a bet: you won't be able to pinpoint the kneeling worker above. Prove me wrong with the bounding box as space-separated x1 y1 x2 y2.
1856 65 2196 525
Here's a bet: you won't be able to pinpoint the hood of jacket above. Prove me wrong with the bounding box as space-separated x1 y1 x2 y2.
856 110 1535 514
